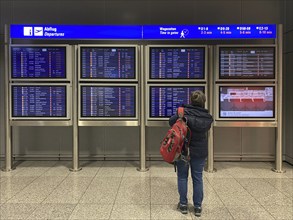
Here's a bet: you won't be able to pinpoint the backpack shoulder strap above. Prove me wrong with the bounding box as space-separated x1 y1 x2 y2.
177 107 184 118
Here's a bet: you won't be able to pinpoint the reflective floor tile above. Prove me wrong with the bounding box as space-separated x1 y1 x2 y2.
43 161 71 177
43 177 93 204
237 178 279 198
151 204 192 219
151 177 178 205
190 204 233 220
7 176 65 203
282 163 293 178
0 176 36 203
69 161 103 177
0 203 38 219
68 167 100 177
27 203 76 219
251 169 290 179
69 204 112 219
123 166 150 177
226 205 275 220
201 191 224 206
115 177 151 204
96 166 125 177
12 167 52 177
207 177 242 189
256 192 293 206
12 161 57 177
204 169 234 179
79 177 121 204
110 204 150 219
216 191 260 206
150 162 177 178
266 178 293 198
0 170 14 183
265 204 293 220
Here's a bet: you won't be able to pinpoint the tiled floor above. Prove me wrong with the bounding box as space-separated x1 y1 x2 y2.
0 161 292 219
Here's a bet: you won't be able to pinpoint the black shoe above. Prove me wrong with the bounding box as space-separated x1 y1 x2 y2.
194 207 202 217
177 203 188 214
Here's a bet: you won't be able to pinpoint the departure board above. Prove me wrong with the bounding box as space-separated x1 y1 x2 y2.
150 47 205 79
219 47 275 79
80 47 136 79
219 86 274 118
81 86 136 118
12 85 67 117
150 86 205 118
11 46 66 78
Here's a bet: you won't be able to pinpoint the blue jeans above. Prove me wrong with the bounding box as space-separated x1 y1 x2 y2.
176 156 206 208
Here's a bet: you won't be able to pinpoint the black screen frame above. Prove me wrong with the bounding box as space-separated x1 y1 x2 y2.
11 85 67 118
218 46 276 80
80 85 137 118
11 46 67 79
80 46 137 80
218 85 275 119
149 46 206 80
148 85 206 119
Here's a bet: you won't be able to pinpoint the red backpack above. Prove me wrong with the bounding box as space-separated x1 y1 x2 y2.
160 107 191 164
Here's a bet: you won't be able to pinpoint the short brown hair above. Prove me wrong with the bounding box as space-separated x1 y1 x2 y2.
190 90 206 107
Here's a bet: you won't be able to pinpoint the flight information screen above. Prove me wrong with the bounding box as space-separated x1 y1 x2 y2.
12 85 67 117
11 46 66 78
150 86 205 118
81 86 136 117
219 47 275 79
80 47 136 79
219 86 275 118
150 47 205 79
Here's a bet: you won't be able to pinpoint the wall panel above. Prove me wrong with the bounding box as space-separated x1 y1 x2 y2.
242 0 282 24
12 1 61 23
105 0 149 24
79 127 105 157
284 52 293 163
213 128 241 160
193 0 242 24
146 127 169 156
284 0 293 164
241 128 275 158
105 127 139 156
12 127 72 156
0 0 12 35
55 1 105 24
285 0 293 31
148 0 196 24
285 31 293 53
0 43 4 157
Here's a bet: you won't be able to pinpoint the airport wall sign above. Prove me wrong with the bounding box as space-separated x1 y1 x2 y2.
10 24 277 40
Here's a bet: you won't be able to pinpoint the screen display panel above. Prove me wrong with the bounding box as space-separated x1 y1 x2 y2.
80 47 136 79
11 85 67 117
11 46 66 78
219 86 275 118
219 47 275 79
149 47 205 79
149 85 205 118
81 85 136 118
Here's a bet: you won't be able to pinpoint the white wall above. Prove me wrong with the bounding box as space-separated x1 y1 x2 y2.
284 0 293 164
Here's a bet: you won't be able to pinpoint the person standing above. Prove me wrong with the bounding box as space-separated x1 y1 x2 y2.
169 90 213 217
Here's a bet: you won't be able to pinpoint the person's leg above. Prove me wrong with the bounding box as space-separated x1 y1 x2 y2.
190 157 206 208
176 160 189 205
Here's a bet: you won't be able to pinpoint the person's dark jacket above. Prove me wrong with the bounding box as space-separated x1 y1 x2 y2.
169 104 213 158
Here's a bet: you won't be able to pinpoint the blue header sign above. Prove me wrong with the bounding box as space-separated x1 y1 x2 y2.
143 25 276 39
10 24 276 40
10 25 143 39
